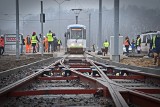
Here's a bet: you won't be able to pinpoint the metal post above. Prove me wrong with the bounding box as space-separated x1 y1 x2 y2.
23 18 24 35
113 0 120 62
97 0 102 54
64 32 67 52
58 4 60 37
16 0 19 59
71 9 82 24
41 1 44 56
76 16 78 24
88 13 91 51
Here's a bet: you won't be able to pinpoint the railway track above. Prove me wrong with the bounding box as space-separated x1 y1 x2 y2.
0 53 160 107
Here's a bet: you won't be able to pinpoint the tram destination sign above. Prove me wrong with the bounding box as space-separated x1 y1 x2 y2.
4 34 23 45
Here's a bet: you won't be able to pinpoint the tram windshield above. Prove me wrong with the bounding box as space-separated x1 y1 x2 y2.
71 28 83 39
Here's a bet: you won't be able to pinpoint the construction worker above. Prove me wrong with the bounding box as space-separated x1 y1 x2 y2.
31 32 39 53
20 35 25 54
57 39 62 51
124 36 131 56
92 44 95 52
150 31 160 66
25 35 31 53
136 35 141 54
47 30 54 52
103 40 109 56
44 36 48 52
131 39 135 54
0 35 5 55
53 36 57 51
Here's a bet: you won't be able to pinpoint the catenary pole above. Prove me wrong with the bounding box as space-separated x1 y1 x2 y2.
113 0 120 62
97 0 102 54
89 13 91 51
16 0 19 59
40 1 44 56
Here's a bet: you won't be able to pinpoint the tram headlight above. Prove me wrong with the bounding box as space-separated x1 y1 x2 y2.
79 43 82 46
71 43 75 47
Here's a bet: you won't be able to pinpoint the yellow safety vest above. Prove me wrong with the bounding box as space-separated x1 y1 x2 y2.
58 40 61 44
47 33 53 42
31 35 37 43
103 42 109 47
152 35 156 49
137 38 141 45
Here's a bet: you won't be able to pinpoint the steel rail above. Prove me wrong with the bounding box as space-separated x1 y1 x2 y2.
95 61 160 79
84 53 160 107
84 53 128 106
85 52 160 75
60 54 128 107
85 57 129 107
0 58 62 96
94 61 160 95
59 54 111 92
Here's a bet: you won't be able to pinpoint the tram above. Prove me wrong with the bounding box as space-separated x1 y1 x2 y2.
66 24 86 54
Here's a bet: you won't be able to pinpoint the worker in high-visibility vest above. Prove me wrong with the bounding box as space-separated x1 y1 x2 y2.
47 30 54 52
150 31 160 66
57 39 62 51
31 32 39 53
103 40 109 56
0 35 4 55
124 36 131 56
25 35 31 53
136 35 141 54
43 36 48 52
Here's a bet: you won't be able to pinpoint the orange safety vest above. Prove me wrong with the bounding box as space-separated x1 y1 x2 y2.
0 37 4 47
124 39 129 46
44 38 48 46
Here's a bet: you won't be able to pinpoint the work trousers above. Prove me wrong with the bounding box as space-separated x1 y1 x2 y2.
103 47 108 56
125 45 129 55
32 43 37 53
0 47 4 55
48 41 53 52
26 44 31 53
57 44 60 51
153 52 160 66
44 42 48 52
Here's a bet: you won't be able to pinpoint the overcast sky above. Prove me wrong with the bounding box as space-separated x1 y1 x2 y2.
0 0 160 15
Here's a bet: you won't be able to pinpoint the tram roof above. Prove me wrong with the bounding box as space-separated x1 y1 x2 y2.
67 24 86 29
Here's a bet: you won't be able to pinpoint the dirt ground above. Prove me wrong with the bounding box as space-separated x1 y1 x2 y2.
120 57 155 67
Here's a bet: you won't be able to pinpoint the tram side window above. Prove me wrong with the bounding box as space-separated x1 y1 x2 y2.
142 35 147 43
146 35 151 43
83 29 86 39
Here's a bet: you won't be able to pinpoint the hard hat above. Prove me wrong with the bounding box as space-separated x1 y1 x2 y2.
0 35 4 37
33 32 36 35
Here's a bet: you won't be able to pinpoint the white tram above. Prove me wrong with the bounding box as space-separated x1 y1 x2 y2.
66 24 86 54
